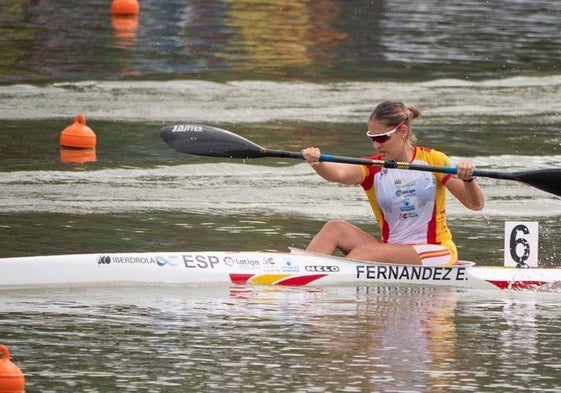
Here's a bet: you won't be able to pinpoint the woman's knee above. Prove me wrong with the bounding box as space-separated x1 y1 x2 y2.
321 220 352 233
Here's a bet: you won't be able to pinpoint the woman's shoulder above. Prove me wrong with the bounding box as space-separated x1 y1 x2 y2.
413 146 451 165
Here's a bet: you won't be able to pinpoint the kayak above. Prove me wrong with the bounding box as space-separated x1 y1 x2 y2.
1 248 559 290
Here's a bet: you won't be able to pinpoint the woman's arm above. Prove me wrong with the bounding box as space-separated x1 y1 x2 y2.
302 147 363 185
445 161 485 211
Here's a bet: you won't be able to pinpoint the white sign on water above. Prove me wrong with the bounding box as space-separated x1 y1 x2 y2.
504 221 539 267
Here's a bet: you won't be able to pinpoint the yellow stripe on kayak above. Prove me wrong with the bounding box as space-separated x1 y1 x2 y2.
249 274 293 285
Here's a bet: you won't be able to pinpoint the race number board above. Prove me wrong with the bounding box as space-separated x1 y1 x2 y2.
504 221 539 268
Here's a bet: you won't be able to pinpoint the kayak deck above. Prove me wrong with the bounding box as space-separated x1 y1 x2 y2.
0 250 560 290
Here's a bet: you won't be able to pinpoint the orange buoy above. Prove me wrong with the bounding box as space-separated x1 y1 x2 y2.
111 0 139 16
59 113 96 149
0 345 25 393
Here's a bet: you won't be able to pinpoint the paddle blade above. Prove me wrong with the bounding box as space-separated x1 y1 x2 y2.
160 124 267 158
512 169 561 197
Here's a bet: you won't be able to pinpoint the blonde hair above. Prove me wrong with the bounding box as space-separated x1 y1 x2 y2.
369 100 420 144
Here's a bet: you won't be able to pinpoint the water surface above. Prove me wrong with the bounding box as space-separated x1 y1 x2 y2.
1 1 561 392
2 285 561 392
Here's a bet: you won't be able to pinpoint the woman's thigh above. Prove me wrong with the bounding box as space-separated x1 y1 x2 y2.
347 242 422 264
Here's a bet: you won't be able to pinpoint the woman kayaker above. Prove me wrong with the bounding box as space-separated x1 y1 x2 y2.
301 99 485 266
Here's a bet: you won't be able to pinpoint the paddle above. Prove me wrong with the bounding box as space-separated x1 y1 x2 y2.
160 124 561 197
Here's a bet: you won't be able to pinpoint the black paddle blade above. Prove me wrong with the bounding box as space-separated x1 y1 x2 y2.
512 169 561 197
160 124 267 159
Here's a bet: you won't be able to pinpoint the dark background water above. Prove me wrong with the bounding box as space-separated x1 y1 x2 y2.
2 0 561 84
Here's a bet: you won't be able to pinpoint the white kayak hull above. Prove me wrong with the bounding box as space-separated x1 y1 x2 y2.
1 250 559 290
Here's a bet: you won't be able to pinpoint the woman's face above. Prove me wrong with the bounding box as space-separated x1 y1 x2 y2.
366 119 407 160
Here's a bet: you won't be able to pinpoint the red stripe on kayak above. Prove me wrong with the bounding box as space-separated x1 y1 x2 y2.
229 273 254 285
275 274 327 286
487 280 548 290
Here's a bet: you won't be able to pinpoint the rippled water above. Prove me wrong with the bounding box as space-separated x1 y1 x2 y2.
1 1 561 392
2 285 561 392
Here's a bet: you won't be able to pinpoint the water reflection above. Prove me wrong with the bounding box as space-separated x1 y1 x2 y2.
59 147 97 164
454 292 561 389
2 0 561 83
301 286 460 391
220 0 346 73
2 272 561 391
0 284 461 391
111 15 138 49
22 1 111 80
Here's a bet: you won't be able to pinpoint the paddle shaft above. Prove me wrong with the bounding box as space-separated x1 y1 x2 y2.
265 149 506 179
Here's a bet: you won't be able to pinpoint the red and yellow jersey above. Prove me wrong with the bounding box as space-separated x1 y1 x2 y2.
359 146 457 260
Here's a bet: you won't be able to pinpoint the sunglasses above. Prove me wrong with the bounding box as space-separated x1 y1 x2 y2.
366 121 405 144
